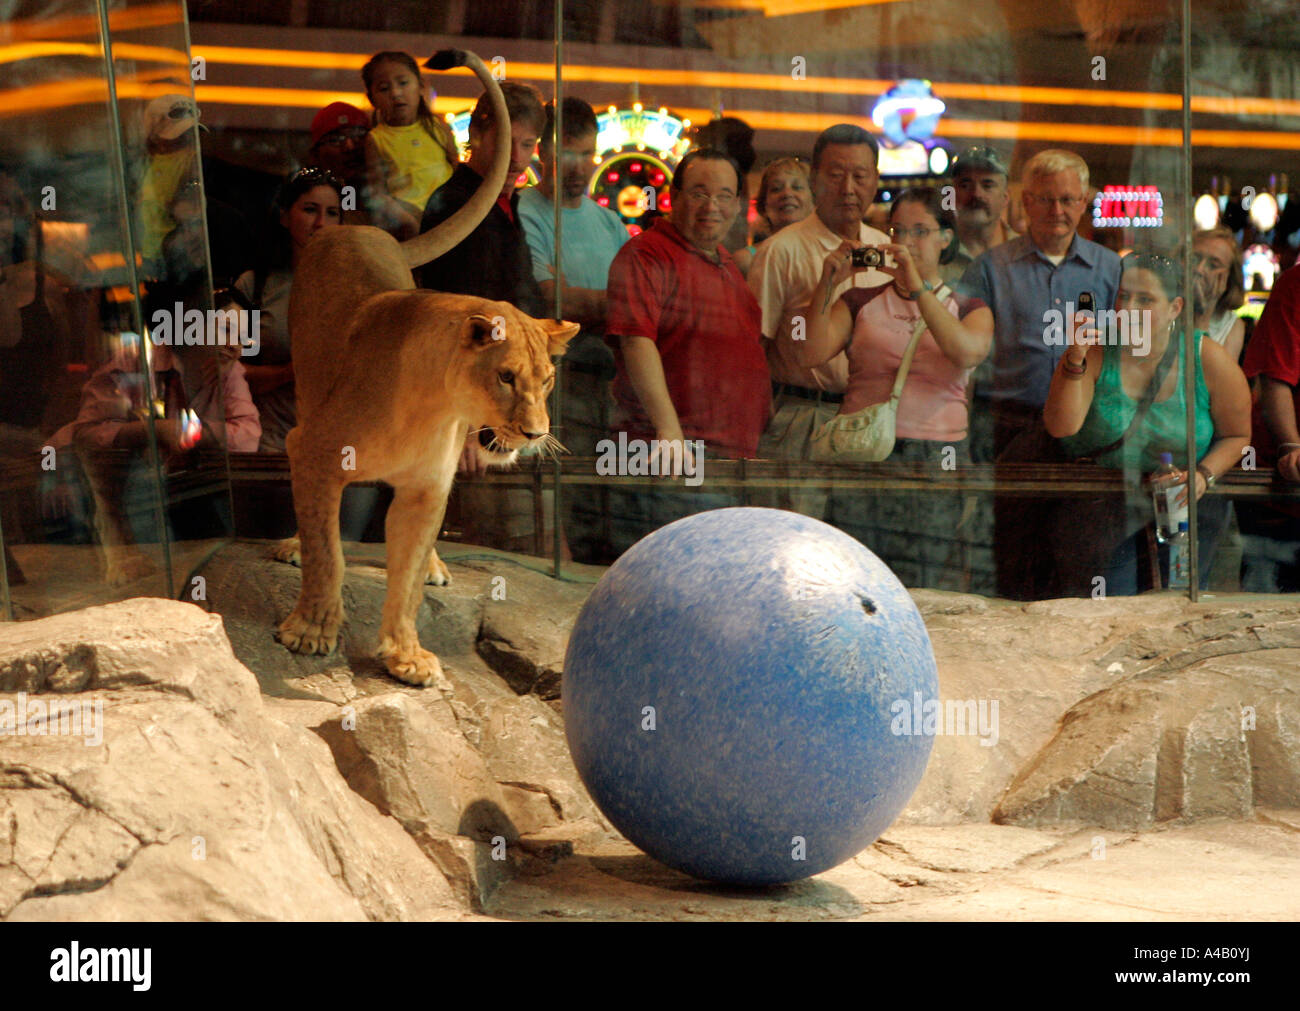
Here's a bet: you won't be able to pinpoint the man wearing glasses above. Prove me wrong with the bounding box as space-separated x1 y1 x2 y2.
602 148 770 552
747 124 892 466
306 101 371 225
960 148 1121 598
606 148 770 464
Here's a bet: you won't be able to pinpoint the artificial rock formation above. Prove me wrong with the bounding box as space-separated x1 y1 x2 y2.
0 600 456 920
2 539 1298 921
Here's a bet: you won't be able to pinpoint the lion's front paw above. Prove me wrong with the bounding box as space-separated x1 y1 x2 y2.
378 640 453 691
425 549 452 587
270 536 301 566
277 601 342 655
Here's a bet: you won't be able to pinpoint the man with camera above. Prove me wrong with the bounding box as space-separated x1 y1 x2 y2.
748 124 892 466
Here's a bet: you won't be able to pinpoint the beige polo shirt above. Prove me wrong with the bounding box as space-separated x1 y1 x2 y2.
747 211 890 393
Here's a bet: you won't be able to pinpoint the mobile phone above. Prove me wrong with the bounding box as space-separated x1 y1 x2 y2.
1074 291 1095 345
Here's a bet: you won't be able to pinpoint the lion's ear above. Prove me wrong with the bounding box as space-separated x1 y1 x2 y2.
542 319 580 357
465 313 503 348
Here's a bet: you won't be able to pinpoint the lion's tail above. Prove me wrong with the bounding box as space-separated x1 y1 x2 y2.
400 49 509 271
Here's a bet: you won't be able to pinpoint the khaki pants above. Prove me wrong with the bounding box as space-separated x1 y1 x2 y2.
752 393 839 520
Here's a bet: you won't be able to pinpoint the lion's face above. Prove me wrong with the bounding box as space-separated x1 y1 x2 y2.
457 306 579 466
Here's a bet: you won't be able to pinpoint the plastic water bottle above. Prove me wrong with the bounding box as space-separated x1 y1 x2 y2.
1151 452 1187 543
1167 520 1191 589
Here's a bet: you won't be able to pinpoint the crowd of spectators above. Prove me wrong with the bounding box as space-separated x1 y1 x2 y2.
6 45 1300 596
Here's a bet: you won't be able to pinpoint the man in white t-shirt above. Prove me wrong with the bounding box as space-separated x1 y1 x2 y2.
747 124 891 461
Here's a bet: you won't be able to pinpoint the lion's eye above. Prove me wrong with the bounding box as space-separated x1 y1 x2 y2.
499 370 515 386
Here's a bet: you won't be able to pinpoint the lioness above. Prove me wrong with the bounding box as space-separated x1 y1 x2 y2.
275 50 578 688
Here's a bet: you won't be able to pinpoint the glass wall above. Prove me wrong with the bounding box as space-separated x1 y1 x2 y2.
6 0 1299 618
0 0 232 619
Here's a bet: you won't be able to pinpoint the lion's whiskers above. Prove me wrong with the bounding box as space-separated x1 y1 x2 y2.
535 432 566 460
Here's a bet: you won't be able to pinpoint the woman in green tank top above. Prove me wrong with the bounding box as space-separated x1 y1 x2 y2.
1042 253 1251 593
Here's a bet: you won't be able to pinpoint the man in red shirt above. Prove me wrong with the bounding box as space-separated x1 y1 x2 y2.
606 148 770 461
601 148 770 554
1239 262 1300 590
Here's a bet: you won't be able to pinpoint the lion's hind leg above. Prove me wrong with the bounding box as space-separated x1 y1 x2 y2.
378 482 452 690
277 450 347 656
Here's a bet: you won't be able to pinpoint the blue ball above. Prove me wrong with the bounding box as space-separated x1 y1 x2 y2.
563 507 937 885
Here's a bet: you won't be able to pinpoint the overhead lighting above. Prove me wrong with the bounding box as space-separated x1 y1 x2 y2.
1194 193 1220 230
1249 192 1279 233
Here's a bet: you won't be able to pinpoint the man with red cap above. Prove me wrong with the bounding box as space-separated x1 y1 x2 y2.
306 101 371 224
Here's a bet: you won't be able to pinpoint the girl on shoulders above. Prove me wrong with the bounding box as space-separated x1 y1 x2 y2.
362 51 460 240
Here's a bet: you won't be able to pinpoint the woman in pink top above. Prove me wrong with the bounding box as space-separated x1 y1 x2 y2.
800 186 993 447
798 187 994 587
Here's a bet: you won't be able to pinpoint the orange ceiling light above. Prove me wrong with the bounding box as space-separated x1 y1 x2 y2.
0 41 189 68
190 45 371 72
0 3 181 44
191 45 1300 118
659 0 909 11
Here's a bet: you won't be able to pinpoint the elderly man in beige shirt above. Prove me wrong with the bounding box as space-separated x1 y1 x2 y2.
748 124 891 463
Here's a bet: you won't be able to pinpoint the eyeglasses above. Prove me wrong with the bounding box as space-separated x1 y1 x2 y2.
1024 194 1086 209
316 128 367 149
1122 252 1184 291
953 146 1008 173
889 225 943 240
682 188 737 207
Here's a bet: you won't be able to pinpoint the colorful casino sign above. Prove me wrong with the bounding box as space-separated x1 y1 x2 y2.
1093 185 1164 228
870 80 953 180
590 104 692 232
446 103 691 232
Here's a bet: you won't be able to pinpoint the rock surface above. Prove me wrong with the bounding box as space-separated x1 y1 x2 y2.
3 540 1299 921
906 591 1300 827
0 599 458 921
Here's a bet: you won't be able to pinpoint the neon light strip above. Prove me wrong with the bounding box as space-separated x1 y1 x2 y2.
189 45 1300 117
0 41 189 67
0 3 182 43
7 80 1298 153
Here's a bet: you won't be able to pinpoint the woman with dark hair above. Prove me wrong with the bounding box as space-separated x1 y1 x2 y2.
234 166 342 453
798 187 994 586
800 186 993 454
1043 252 1252 593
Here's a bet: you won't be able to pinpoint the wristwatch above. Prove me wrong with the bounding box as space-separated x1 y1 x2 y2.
903 280 934 301
1196 463 1217 489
